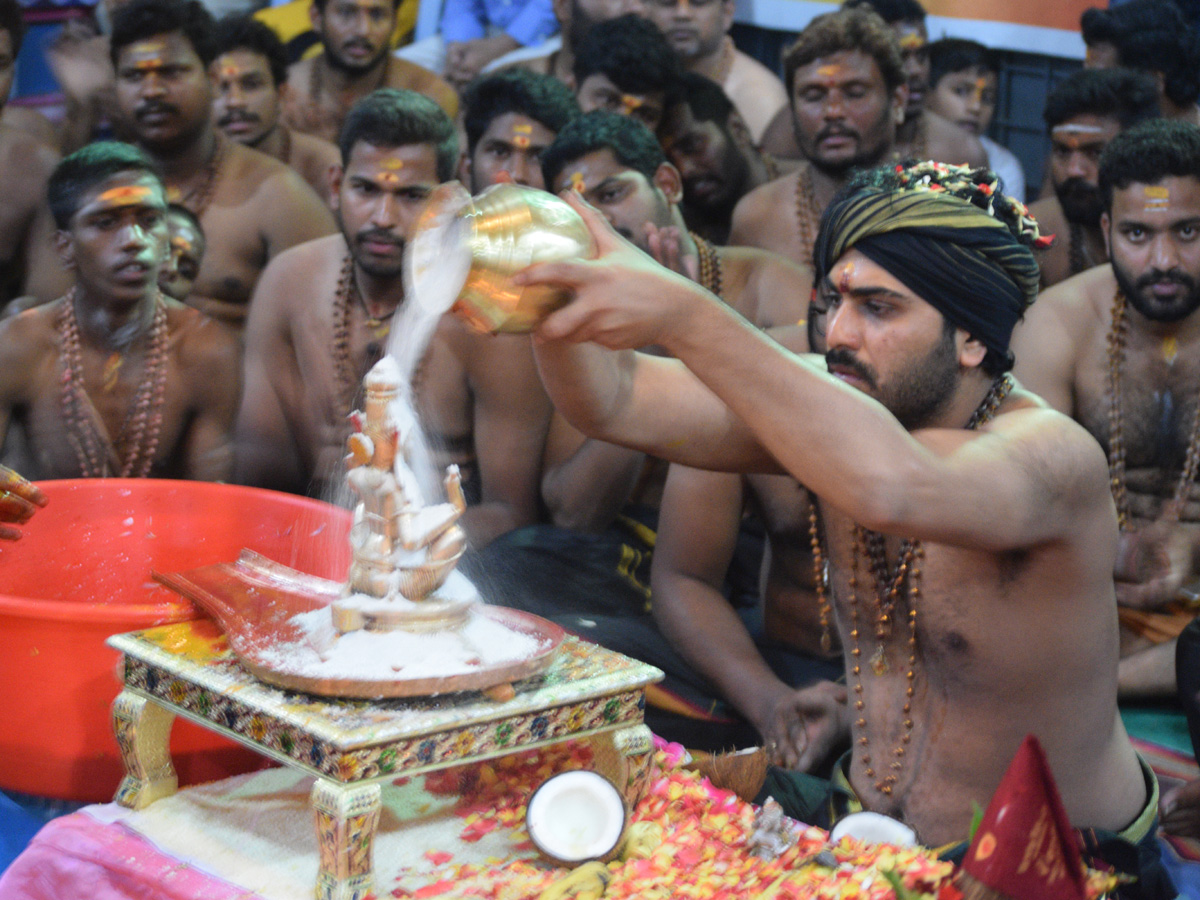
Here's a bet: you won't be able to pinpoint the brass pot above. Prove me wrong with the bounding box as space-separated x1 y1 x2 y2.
412 182 597 334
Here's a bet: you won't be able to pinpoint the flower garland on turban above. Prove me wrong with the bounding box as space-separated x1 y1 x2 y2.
814 162 1047 362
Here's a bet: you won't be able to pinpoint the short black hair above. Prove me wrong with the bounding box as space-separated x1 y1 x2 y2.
1081 0 1200 108
461 69 580 155
573 14 681 99
1043 67 1160 131
671 72 735 128
842 0 926 25
928 38 997 89
48 142 163 230
338 88 458 181
212 14 289 88
111 0 218 69
1099 118 1200 212
783 7 904 96
542 111 666 191
0 0 24 57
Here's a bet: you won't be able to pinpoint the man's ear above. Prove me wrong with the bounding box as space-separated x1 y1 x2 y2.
55 230 75 271
1101 211 1111 258
458 150 473 186
959 331 988 370
653 161 683 205
721 0 735 35
328 164 344 211
308 1 323 32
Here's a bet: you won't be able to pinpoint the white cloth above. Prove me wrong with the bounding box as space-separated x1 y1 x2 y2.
982 135 1026 203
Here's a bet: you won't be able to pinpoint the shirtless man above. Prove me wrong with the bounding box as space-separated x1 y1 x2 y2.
572 14 680 133
158 204 204 302
658 72 785 245
235 90 551 548
728 8 901 267
459 68 579 193
0 0 60 307
21 0 338 327
281 0 457 145
0 142 240 483
1014 121 1200 706
1082 0 1200 129
212 15 341 205
519 160 1172 894
1027 69 1158 289
640 0 786 145
0 465 45 541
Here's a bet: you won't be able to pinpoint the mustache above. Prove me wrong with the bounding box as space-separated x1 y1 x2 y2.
825 347 877 388
816 125 859 142
135 101 178 120
1057 177 1099 199
356 228 404 249
1135 268 1198 292
217 110 259 127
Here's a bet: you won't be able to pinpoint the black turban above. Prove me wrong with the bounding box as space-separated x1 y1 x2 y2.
813 186 1040 360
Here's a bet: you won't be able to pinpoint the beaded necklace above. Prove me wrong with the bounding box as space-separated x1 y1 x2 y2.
58 289 170 478
1105 289 1200 530
168 134 226 220
794 164 822 268
807 372 1014 796
690 232 723 300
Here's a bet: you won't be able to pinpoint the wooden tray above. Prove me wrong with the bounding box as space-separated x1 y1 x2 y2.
153 551 565 699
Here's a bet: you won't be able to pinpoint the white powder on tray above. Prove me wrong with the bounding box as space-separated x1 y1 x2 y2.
253 607 543 681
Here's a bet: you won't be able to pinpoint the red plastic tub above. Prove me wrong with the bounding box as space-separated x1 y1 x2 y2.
0 479 351 802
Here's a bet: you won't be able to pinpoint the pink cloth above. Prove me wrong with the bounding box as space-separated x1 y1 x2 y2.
0 811 259 900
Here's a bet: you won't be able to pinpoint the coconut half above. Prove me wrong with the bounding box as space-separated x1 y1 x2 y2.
525 770 627 865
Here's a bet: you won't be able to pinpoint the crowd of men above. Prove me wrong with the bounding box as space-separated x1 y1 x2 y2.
6 0 1200 895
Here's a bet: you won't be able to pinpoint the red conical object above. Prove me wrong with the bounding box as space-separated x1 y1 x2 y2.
960 734 1087 900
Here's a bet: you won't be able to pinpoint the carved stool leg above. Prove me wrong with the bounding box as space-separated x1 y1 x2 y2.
589 724 654 806
312 779 381 900
112 690 178 809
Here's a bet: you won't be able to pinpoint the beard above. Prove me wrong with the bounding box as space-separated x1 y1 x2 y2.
825 323 960 430
1055 177 1104 226
1113 253 1200 324
802 121 893 180
685 143 751 218
324 38 390 76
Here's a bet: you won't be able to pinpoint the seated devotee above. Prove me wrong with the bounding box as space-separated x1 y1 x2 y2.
211 15 341 205
572 14 681 133
280 0 457 145
926 38 1024 202
658 72 786 245
159 204 206 302
1082 0 1200 128
0 0 60 308
1027 68 1158 289
471 112 813 743
519 159 1176 896
1014 119 1200 704
392 0 559 91
0 464 45 541
640 0 786 145
0 143 240 482
235 90 551 548
25 0 338 329
758 0 984 169
728 7 901 267
458 68 580 193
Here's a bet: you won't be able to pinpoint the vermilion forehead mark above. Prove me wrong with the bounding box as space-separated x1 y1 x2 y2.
898 32 926 50
512 122 532 148
569 171 586 193
972 77 989 103
129 40 167 68
95 185 155 206
838 259 855 295
374 157 405 184
1144 184 1170 212
218 62 243 79
621 94 645 114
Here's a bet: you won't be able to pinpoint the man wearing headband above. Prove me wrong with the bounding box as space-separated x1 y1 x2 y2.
1028 68 1159 289
519 161 1174 894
